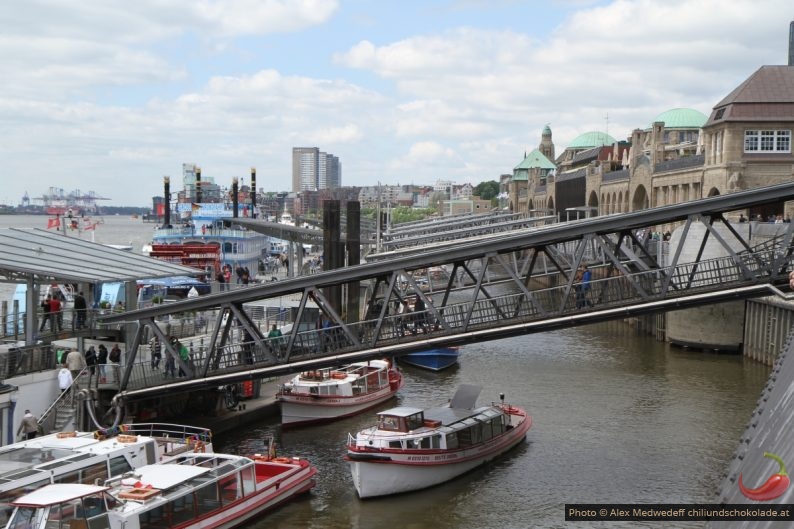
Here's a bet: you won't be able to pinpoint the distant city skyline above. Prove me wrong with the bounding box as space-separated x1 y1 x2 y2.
0 1 789 206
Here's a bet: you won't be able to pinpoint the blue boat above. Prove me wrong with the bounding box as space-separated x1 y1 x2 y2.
399 347 459 371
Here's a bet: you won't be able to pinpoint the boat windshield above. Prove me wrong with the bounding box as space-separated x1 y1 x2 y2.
405 413 424 431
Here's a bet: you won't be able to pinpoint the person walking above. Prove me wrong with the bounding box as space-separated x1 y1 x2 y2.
39 294 52 332
17 410 39 440
164 348 176 378
65 348 86 380
109 343 122 364
97 344 109 382
267 324 283 357
84 345 97 375
73 291 87 329
50 293 62 332
581 264 593 307
574 265 586 309
150 337 162 369
58 365 73 393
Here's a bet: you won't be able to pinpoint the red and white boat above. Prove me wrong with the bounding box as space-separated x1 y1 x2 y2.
276 359 404 427
3 450 317 529
345 384 532 498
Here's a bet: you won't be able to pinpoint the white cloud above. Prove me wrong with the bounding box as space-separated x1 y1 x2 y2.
0 0 791 204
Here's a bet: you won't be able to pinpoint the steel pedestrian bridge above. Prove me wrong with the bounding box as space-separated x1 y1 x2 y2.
101 182 794 403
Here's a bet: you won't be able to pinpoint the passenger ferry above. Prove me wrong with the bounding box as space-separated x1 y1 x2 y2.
345 384 532 498
0 423 212 525
276 359 403 427
3 450 317 529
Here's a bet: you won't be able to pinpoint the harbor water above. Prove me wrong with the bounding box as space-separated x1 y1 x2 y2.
0 215 771 528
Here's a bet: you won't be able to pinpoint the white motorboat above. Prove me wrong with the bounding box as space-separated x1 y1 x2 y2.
3 450 317 529
346 384 532 498
276 359 403 427
0 423 212 525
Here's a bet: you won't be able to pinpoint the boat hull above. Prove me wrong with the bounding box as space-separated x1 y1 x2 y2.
400 347 459 371
347 409 531 498
279 370 404 427
180 459 317 529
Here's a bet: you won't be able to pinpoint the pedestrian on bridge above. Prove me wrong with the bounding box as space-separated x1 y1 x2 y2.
39 294 52 333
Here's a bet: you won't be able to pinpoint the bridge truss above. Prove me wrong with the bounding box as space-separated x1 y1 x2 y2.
102 182 794 402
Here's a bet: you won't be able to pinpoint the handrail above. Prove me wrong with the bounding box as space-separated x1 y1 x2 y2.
38 366 89 434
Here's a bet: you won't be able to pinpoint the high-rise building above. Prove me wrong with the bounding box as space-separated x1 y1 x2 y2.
326 154 341 189
292 147 341 192
292 147 319 192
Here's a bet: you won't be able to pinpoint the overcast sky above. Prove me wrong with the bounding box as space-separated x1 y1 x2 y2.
1 0 790 207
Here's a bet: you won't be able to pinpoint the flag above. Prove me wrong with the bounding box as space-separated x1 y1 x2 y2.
84 222 97 231
47 217 60 229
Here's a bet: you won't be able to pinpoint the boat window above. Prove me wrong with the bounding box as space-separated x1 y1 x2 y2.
445 431 459 450
219 472 240 503
240 465 255 497
388 440 404 449
405 413 424 431
431 435 441 449
108 456 133 479
6 506 40 529
378 415 400 431
481 419 493 441
410 436 434 449
168 491 196 525
194 482 222 516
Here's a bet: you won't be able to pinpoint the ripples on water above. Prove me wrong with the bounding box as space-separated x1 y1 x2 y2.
0 216 772 528
214 325 769 529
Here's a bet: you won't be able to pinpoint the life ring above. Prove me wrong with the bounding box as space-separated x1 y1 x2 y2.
331 371 346 380
193 440 206 453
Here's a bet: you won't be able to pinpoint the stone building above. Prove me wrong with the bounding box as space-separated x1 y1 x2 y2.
512 65 794 221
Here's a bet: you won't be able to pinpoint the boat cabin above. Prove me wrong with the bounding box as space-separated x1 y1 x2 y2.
377 407 426 433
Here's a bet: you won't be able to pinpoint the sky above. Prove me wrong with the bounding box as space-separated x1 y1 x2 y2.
0 0 790 207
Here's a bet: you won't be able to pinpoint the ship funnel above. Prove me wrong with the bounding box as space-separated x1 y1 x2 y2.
195 166 202 204
232 178 239 218
250 167 257 219
163 176 171 228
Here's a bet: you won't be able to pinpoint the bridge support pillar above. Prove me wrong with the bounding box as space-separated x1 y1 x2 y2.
323 200 342 316
347 201 360 323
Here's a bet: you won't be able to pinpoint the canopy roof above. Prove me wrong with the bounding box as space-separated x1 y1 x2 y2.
0 228 201 284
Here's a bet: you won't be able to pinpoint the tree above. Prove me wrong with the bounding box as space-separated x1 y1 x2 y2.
474 180 500 201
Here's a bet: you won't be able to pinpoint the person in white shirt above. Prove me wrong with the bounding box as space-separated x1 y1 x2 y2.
58 366 73 392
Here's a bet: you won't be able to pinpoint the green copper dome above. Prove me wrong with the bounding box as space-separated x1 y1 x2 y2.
567 131 616 149
648 108 707 129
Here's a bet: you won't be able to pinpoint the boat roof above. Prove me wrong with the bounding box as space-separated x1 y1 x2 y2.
0 432 154 483
379 406 424 418
14 484 107 506
134 463 211 490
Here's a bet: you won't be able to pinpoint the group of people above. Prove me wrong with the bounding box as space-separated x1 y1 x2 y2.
149 336 189 377
37 289 91 333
